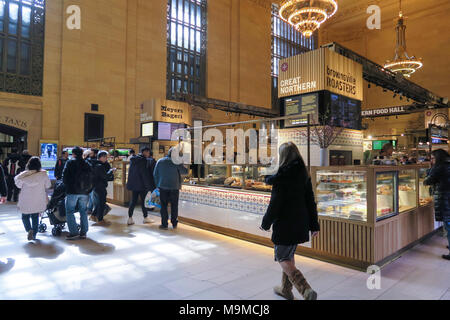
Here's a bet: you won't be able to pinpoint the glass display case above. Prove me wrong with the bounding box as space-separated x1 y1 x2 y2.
183 164 273 192
419 167 433 206
315 170 367 221
398 169 417 212
376 172 397 220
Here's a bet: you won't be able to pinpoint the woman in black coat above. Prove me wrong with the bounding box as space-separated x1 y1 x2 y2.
261 142 320 300
424 149 450 260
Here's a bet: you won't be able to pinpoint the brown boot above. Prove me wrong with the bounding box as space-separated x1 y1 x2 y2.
289 270 317 300
273 272 294 300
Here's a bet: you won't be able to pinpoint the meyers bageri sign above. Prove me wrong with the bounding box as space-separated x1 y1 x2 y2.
361 106 409 118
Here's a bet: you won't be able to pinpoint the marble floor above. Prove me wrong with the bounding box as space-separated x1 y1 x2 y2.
0 202 449 300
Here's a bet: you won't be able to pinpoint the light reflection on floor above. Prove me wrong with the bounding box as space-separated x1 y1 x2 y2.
1 202 449 300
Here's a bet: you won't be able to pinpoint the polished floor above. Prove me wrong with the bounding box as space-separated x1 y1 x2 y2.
0 202 449 300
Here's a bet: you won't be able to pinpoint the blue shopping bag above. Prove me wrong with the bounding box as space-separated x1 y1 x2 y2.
146 188 161 209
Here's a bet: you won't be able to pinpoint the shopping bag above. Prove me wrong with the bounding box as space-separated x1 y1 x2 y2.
146 189 161 209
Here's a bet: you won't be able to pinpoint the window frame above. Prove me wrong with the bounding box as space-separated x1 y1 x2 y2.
166 0 207 100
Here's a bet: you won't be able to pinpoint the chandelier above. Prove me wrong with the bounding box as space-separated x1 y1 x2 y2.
278 0 338 38
384 1 423 78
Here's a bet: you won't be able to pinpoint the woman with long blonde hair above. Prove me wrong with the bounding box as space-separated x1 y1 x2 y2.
261 142 320 300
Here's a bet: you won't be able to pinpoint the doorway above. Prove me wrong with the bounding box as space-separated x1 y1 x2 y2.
0 124 27 162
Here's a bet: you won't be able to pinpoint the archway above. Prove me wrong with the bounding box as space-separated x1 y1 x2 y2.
0 123 27 162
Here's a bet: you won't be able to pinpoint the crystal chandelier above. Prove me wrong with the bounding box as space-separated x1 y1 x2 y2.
384 1 423 78
278 0 338 38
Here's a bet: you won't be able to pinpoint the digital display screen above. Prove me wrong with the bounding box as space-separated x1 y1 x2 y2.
284 93 318 127
328 93 361 130
372 140 397 150
40 143 58 169
157 122 186 141
142 122 154 137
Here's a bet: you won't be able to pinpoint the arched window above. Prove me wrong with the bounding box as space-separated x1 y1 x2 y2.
0 0 45 96
271 3 317 112
167 0 207 100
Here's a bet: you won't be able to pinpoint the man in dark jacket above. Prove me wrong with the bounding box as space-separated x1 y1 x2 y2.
126 147 153 225
91 151 115 224
2 148 20 202
54 151 69 181
0 165 7 203
146 151 157 210
62 147 94 240
18 150 32 174
153 147 188 230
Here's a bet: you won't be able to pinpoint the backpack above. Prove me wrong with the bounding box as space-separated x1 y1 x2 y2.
75 161 94 194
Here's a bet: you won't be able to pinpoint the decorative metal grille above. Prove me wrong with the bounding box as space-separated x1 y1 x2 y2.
167 0 207 100
0 0 45 96
271 3 317 111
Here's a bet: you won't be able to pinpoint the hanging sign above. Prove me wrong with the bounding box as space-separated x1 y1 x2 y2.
361 106 409 118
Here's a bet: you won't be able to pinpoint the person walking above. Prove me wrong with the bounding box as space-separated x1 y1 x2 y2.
91 151 115 224
62 147 94 240
260 142 320 300
126 147 153 225
54 151 69 181
14 157 51 241
146 151 157 211
424 149 450 260
153 147 188 230
0 165 7 204
127 149 135 161
3 148 20 202
18 150 32 174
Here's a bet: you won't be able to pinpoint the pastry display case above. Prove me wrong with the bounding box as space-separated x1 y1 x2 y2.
106 160 131 206
315 170 367 222
398 169 417 212
183 164 273 192
419 167 433 206
376 172 397 220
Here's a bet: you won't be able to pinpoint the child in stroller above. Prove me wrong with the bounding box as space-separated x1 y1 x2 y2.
39 180 70 237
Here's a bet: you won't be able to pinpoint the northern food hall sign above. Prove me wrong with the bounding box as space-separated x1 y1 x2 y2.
278 47 363 101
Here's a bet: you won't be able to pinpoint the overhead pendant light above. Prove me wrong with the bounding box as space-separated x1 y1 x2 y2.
279 0 338 38
384 0 423 78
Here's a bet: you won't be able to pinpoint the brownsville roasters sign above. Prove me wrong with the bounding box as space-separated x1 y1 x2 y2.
278 47 363 101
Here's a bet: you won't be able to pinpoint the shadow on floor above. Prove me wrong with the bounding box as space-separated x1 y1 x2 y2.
0 258 15 274
23 240 64 259
66 237 115 256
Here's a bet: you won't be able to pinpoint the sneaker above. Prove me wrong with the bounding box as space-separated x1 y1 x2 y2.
79 234 87 240
159 225 168 230
143 217 154 224
172 223 178 229
127 217 135 226
89 215 98 222
95 220 111 227
27 230 34 241
304 288 318 300
66 234 79 241
104 205 112 216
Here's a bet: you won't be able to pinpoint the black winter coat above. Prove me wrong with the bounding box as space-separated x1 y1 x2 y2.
147 157 157 192
2 153 20 177
424 160 450 222
18 154 32 174
62 159 94 195
54 158 68 180
261 160 320 245
126 154 151 192
92 160 115 191
0 165 7 197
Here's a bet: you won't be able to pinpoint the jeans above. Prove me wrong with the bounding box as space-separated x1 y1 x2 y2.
160 189 179 227
87 190 98 213
65 194 89 236
93 188 107 221
128 191 148 218
22 213 39 237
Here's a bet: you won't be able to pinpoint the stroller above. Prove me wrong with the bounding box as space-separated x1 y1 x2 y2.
38 180 76 237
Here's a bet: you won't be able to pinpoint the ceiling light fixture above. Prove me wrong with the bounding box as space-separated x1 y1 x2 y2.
279 0 338 38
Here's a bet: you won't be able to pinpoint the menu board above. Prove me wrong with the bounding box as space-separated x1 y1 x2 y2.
284 93 318 127
157 122 186 141
40 143 58 169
